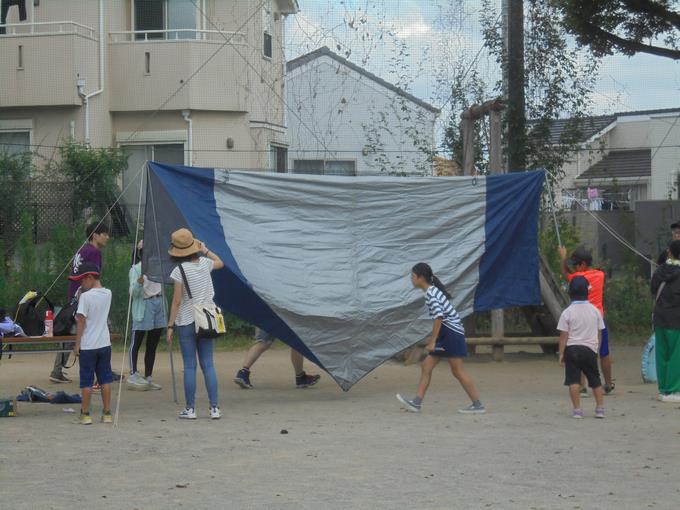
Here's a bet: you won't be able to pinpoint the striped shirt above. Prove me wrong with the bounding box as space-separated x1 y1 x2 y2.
425 285 464 335
170 258 215 326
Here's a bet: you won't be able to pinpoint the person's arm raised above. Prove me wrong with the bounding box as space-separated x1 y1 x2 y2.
199 241 225 270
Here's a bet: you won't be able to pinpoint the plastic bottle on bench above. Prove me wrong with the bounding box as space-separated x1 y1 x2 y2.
44 310 54 337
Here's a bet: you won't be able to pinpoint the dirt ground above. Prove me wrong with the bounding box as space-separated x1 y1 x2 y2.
1 345 679 510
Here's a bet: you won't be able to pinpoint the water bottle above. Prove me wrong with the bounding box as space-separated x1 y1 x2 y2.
44 310 54 337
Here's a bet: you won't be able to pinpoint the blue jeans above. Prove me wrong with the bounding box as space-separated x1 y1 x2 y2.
176 324 218 408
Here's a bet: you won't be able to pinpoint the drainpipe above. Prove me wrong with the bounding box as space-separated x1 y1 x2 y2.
182 110 193 165
78 0 105 144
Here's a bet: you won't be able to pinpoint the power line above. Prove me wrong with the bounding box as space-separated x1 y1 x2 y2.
4 141 680 154
189 0 337 159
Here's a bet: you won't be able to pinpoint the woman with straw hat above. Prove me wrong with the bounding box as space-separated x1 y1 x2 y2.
166 228 225 420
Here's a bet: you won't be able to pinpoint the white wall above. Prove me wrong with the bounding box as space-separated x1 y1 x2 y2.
286 56 437 176
649 114 680 200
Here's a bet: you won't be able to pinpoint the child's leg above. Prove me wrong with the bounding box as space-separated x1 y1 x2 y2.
448 358 480 402
242 340 272 369
415 355 440 399
79 349 95 413
599 326 613 387
101 383 112 412
291 349 304 374
600 356 613 387
568 384 581 409
143 328 162 378
81 388 92 414
592 385 604 408
95 347 114 413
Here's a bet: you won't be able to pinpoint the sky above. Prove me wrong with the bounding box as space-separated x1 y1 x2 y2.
285 0 680 117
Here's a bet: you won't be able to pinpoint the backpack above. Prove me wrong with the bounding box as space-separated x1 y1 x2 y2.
14 291 54 336
53 298 78 336
641 334 657 384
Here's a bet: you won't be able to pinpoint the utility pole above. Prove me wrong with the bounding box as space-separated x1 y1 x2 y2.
503 0 526 172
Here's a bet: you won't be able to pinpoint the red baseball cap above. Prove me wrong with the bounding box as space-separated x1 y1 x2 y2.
68 262 100 281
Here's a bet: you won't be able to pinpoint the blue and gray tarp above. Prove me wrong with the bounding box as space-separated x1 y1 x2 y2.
143 162 545 390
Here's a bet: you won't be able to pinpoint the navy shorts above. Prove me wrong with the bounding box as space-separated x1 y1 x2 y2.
430 326 467 358
79 346 113 389
599 326 609 357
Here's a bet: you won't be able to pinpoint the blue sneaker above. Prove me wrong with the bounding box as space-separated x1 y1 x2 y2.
296 372 321 388
233 368 253 389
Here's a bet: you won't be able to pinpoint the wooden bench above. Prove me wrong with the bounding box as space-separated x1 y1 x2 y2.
1 335 122 356
467 336 558 361
402 335 558 364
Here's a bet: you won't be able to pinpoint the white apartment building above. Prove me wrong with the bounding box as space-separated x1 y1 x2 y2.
552 107 680 209
286 46 439 176
0 0 298 208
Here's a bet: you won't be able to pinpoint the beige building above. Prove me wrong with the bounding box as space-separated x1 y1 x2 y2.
551 107 680 209
0 0 298 208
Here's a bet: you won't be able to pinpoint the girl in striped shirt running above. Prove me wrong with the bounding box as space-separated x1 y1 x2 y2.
397 263 485 414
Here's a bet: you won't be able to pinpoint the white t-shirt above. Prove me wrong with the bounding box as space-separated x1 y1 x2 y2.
76 287 112 350
557 301 605 353
170 258 215 326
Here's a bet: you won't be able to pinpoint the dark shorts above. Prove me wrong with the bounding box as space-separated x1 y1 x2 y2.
599 326 609 357
79 346 113 389
429 326 467 358
564 345 602 388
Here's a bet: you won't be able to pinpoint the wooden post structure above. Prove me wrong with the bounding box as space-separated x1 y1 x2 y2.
461 99 506 360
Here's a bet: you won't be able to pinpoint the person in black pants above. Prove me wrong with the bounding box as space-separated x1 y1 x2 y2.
127 241 166 391
1 0 27 34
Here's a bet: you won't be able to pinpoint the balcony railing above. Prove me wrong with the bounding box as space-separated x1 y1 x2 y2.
109 29 246 45
0 21 97 39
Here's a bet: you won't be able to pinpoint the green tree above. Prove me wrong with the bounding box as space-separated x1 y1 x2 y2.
54 140 128 222
438 1 600 185
0 152 32 263
555 0 680 60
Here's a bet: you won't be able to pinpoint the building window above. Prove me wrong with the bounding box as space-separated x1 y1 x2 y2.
293 159 356 176
0 131 30 156
262 0 273 58
134 0 197 40
263 32 273 58
270 145 288 173
120 143 184 211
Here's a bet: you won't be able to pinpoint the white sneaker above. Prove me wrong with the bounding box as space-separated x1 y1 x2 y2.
661 392 680 403
144 376 162 390
210 406 221 420
179 408 197 419
127 372 150 391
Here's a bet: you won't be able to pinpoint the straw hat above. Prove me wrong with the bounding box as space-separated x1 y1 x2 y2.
168 228 201 257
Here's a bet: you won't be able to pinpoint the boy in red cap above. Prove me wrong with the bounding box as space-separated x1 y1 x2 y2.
70 262 113 425
559 246 614 394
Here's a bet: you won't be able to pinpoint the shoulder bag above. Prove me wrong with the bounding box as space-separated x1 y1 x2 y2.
178 264 226 339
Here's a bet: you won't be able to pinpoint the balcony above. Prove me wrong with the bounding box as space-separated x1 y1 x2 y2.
108 29 250 113
0 22 98 107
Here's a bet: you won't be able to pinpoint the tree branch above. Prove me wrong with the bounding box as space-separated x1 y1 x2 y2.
582 20 680 59
620 0 680 31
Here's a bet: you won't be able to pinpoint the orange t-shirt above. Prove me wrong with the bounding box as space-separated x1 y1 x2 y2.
568 269 605 317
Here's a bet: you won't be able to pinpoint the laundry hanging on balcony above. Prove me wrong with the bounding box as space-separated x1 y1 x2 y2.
142 162 545 390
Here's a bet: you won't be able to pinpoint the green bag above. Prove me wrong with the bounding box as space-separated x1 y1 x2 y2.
0 398 16 417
